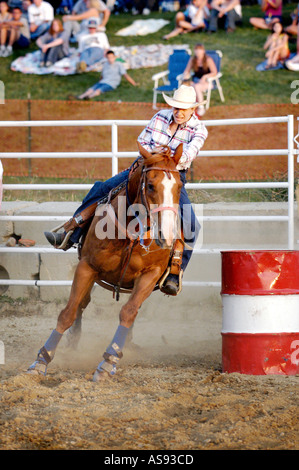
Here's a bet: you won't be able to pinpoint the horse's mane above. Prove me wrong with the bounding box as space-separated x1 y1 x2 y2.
142 146 175 168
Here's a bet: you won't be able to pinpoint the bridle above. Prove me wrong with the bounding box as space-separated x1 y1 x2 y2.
136 164 180 217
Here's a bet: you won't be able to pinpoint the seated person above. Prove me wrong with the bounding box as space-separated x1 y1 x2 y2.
28 0 54 40
76 17 109 73
285 21 299 70
249 0 282 31
285 3 299 37
131 0 157 15
208 0 242 33
182 43 217 116
0 1 13 56
163 0 208 40
263 21 289 68
0 0 12 22
21 0 30 20
62 0 110 41
36 17 69 66
2 6 30 56
56 0 74 14
76 49 137 99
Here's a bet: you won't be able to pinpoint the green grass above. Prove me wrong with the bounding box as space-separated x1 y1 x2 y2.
1 4 299 104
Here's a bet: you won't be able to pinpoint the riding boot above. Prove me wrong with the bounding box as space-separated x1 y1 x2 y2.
160 239 184 296
44 230 74 251
44 201 99 250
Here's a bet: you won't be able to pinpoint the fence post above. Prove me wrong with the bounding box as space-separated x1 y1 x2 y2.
111 122 118 176
27 93 32 177
288 115 294 249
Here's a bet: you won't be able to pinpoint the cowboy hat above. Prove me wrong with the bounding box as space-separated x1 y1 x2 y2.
162 85 206 109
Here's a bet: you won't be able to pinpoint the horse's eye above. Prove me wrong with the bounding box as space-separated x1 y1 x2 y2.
147 183 154 192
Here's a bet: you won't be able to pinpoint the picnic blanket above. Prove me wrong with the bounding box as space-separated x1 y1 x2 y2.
10 44 189 75
115 19 169 36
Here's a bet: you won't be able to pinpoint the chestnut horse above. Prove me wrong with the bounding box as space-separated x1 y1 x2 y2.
27 143 184 380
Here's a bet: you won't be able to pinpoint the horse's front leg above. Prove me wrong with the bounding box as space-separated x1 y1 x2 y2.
27 260 97 376
93 267 161 382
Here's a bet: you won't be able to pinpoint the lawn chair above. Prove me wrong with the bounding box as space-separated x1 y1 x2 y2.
152 49 191 109
204 50 225 110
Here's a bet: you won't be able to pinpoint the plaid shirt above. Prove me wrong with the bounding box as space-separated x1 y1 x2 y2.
137 109 208 171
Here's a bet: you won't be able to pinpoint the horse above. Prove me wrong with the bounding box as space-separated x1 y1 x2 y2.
27 142 184 381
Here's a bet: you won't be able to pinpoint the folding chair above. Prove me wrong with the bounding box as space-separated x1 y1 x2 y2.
205 50 225 109
152 49 191 109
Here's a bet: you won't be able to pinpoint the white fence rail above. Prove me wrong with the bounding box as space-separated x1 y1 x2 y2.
0 115 296 288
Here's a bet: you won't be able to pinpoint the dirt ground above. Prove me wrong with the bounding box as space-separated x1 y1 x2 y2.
0 294 298 451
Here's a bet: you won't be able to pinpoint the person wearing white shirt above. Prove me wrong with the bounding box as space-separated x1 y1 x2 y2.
28 0 53 39
76 17 109 72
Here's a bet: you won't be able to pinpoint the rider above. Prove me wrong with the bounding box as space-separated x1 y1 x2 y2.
45 85 208 294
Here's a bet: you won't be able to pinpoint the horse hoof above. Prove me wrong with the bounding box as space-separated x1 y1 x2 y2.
92 368 111 382
27 360 47 376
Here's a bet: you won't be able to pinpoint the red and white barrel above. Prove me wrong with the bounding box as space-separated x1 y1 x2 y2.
221 250 299 375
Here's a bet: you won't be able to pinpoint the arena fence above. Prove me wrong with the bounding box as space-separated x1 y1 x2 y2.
0 115 297 289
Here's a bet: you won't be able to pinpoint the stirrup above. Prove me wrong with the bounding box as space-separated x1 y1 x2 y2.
159 269 183 296
58 230 74 250
49 222 74 250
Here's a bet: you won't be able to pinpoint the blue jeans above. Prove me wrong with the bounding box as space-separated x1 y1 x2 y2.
70 167 200 272
90 82 114 94
30 21 51 40
79 47 105 67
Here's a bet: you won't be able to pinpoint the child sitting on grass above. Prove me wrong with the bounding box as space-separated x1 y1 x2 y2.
75 49 137 100
264 21 290 69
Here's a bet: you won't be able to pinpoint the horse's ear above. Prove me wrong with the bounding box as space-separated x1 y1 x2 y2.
173 143 183 165
137 141 152 160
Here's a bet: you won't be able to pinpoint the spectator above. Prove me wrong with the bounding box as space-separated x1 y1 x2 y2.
182 43 217 116
76 49 137 100
285 20 299 70
285 3 299 38
56 0 74 14
21 0 31 20
71 0 88 14
0 0 12 22
1 6 30 56
208 0 242 33
62 0 110 41
28 0 54 39
131 0 157 15
76 17 109 72
0 1 12 55
163 0 208 40
36 17 69 66
249 0 282 31
263 21 289 69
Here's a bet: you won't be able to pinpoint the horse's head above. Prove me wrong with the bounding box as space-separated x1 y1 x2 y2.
137 142 183 249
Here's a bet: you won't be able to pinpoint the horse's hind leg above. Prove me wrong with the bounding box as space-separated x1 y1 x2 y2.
27 260 97 376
